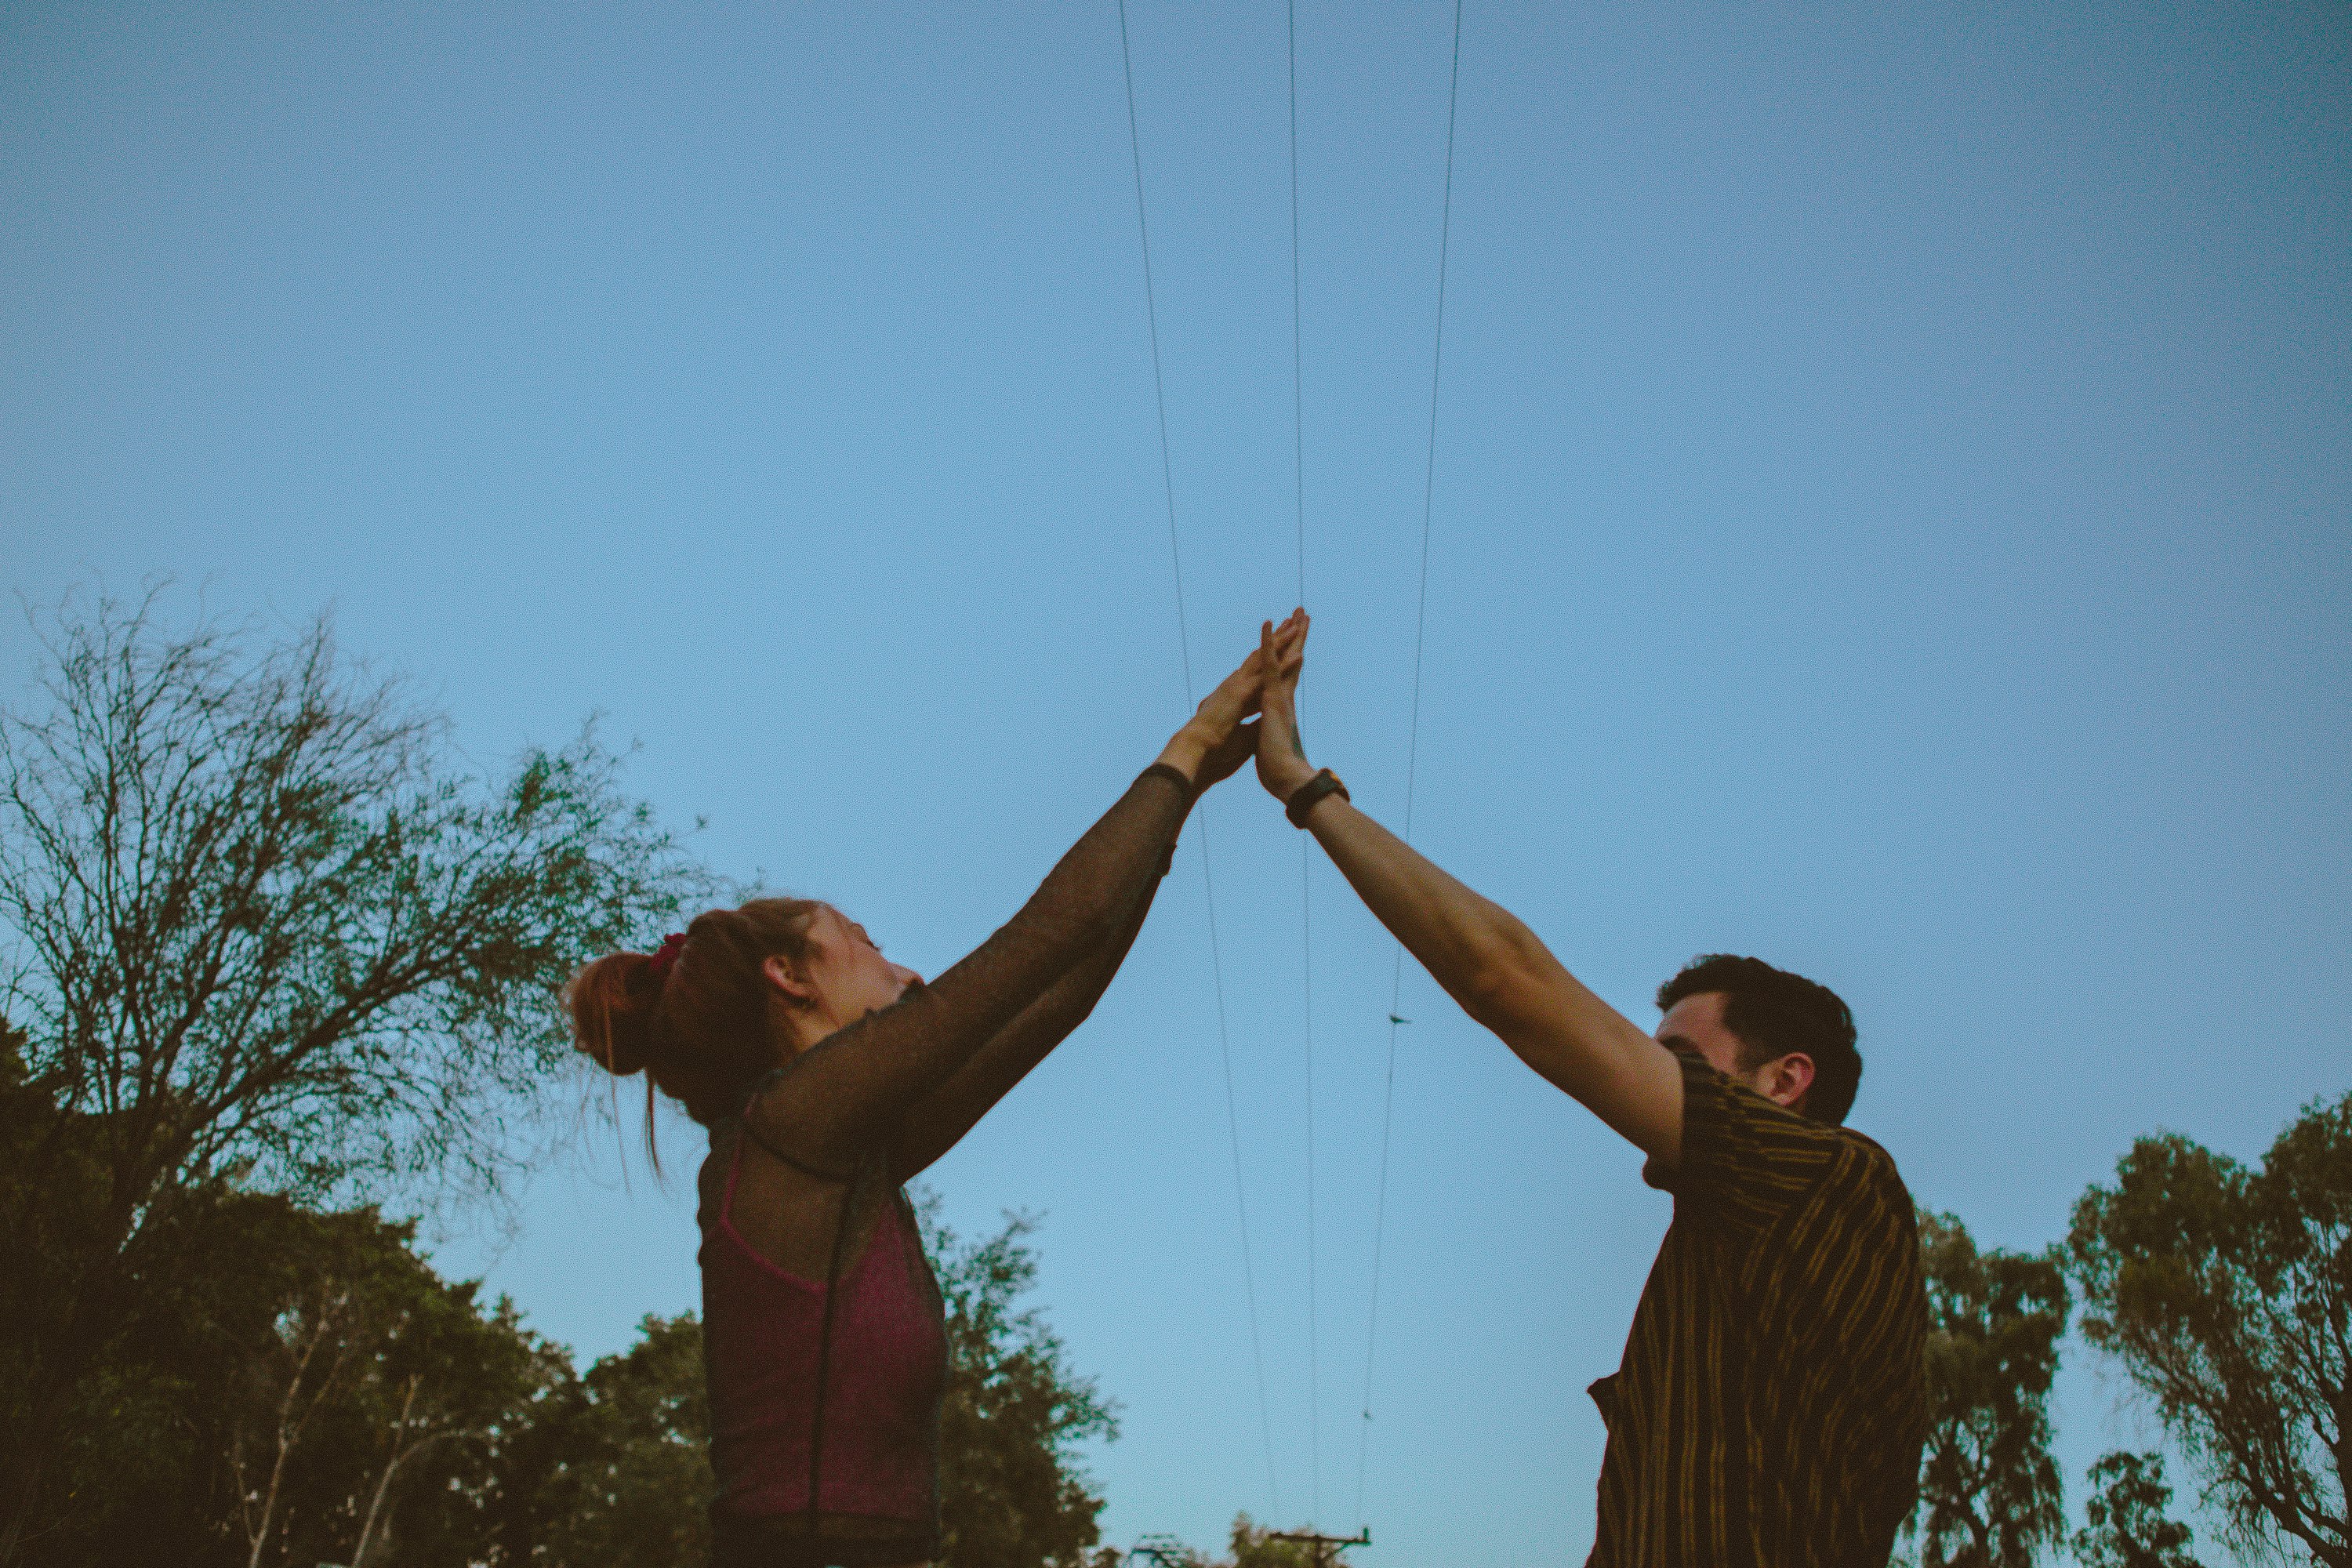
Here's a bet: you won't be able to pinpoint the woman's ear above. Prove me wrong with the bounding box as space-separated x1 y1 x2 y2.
762 952 818 1008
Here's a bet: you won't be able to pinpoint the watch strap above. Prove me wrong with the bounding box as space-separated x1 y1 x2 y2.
1284 768 1349 828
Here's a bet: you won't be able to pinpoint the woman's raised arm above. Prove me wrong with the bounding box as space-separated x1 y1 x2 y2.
743 623 1291 1175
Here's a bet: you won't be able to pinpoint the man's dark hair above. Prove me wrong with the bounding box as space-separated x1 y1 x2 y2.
1656 954 1861 1125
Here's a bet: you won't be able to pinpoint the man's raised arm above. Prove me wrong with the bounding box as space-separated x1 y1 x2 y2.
1251 615 1687 1165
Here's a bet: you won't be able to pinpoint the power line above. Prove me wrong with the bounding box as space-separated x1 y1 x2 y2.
1355 0 1465 1532
1115 0 1283 1518
1289 0 1307 609
1287 0 1322 1525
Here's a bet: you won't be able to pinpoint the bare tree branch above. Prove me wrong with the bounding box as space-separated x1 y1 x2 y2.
0 585 711 1563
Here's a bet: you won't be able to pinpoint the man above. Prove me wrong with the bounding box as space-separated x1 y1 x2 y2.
1251 616 1926 1567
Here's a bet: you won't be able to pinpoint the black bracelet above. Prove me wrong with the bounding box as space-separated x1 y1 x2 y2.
1285 768 1349 828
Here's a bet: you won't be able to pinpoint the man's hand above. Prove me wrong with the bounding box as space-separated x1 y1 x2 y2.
1253 608 1316 802
1240 603 1686 1161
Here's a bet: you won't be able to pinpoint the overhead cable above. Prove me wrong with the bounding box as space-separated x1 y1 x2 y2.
1116 0 1284 1517
1288 0 1323 1524
1355 0 1466 1532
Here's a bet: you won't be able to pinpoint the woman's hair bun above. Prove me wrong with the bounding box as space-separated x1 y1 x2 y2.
564 899 818 1142
565 949 667 1078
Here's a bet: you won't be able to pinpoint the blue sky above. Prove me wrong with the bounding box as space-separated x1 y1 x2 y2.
3 2 2346 1561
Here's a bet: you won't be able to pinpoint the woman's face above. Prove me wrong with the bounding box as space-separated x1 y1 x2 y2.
780 905 921 1044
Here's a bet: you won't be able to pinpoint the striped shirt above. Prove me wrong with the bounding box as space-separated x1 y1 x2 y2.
1587 1051 1926 1567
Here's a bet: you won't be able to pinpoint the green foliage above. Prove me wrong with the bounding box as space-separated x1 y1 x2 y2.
1125 1532 1213 1567
0 586 707 1210
923 1200 1120 1568
526 1314 716 1567
1910 1209 2069 1568
0 1022 105 1449
1223 1514 1316 1568
2072 1452 2204 1568
1120 1517 1358 1568
0 1125 561 1568
0 588 706 1559
2067 1094 2351 1567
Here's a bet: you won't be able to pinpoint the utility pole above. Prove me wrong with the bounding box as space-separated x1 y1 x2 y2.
1267 1526 1371 1568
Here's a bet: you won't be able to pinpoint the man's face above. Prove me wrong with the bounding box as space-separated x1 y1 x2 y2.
1656 990 1748 1078
1656 989 1815 1112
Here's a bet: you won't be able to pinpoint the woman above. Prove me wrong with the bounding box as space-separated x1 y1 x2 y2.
568 613 1301 1568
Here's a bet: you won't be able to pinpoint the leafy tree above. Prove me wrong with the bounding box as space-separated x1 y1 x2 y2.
528 1314 715 1567
1116 1518 1341 1568
1222 1515 1316 1568
143 1200 557 1568
2067 1094 2350 1567
0 588 703 1560
0 1044 561 1568
281 1228 552 1568
0 1018 252 1564
1123 1534 1212 1568
1908 1210 2070 1568
925 1203 1120 1568
2072 1451 2205 1568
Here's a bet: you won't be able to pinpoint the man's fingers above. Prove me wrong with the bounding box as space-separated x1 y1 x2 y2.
1269 612 1308 665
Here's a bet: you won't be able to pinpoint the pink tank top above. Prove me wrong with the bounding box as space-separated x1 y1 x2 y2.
699 1127 948 1541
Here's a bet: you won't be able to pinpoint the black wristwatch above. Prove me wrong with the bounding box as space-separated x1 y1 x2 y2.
1284 768 1350 828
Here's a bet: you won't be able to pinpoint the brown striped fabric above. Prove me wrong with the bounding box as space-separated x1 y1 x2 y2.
1586 1052 1926 1567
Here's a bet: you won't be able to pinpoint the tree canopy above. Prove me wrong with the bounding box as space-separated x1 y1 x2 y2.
2068 1091 2351 1567
1909 1209 2070 1568
925 1200 1120 1566
0 1045 563 1568
0 588 705 1562
2072 1451 2206 1568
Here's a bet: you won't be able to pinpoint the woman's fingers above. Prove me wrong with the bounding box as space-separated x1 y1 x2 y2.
1203 612 1309 736
1196 715 1261 789
1196 636 1272 733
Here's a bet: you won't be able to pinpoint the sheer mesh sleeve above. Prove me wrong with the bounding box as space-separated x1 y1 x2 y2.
743 763 1196 1174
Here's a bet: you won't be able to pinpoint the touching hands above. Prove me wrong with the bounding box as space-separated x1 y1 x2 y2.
1253 609 1315 801
1156 610 1309 790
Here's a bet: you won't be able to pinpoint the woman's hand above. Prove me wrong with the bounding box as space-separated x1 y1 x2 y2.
1192 715 1261 790
1253 609 1316 801
1156 612 1306 788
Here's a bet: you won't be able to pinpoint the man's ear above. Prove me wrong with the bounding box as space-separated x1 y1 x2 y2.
762 952 817 1007
1762 1051 1817 1113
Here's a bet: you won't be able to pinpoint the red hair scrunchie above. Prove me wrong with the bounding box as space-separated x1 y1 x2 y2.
648 931 687 981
